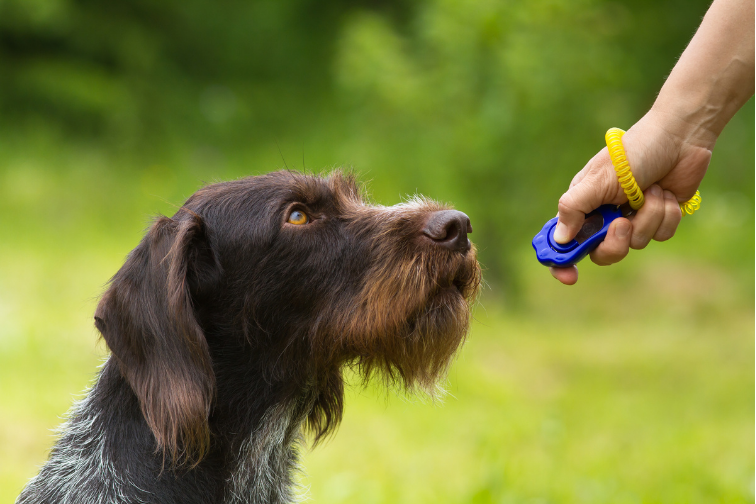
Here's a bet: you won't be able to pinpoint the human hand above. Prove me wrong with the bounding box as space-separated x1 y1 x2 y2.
549 110 713 285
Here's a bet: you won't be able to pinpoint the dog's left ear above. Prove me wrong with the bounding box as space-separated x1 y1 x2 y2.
94 211 220 466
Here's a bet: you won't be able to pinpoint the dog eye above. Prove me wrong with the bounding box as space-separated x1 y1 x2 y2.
287 210 309 225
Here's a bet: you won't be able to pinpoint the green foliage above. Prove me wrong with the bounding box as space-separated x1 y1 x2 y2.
3 0 751 286
0 0 753 501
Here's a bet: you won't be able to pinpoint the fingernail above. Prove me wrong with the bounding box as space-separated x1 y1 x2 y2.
553 222 570 244
649 185 662 196
616 220 631 239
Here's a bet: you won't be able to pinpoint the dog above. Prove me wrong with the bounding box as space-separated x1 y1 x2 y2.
17 170 480 504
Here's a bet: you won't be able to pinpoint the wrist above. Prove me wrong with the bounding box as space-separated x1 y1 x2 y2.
648 98 720 151
621 112 686 190
623 106 712 203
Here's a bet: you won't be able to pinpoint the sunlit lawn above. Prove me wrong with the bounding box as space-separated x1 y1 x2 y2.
305 315 753 503
0 149 752 502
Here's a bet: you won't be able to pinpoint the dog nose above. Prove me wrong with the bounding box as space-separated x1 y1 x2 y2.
422 210 472 253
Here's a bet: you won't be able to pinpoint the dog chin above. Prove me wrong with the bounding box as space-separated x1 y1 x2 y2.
431 254 481 303
396 303 469 394
417 259 480 343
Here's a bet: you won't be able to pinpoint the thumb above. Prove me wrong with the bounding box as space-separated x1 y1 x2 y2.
554 149 619 244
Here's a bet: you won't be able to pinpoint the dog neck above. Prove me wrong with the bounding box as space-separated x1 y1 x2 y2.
17 357 315 504
223 399 311 504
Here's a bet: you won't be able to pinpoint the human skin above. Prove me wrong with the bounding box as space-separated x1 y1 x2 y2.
550 0 755 285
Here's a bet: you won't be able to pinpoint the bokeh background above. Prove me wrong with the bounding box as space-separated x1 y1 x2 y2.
0 0 753 502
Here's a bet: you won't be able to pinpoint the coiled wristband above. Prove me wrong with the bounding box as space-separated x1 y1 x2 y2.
605 127 701 216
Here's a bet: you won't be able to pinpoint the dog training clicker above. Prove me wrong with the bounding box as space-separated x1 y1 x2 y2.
532 205 623 267
533 128 702 268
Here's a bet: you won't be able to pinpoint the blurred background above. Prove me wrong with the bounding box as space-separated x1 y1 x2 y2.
0 0 753 502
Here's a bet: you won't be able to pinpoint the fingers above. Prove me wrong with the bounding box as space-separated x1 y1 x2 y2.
554 149 618 244
628 185 665 249
589 218 632 266
549 265 578 285
626 184 682 248
587 185 682 267
549 187 683 283
653 190 682 241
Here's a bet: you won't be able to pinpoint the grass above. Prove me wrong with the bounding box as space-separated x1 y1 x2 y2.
301 257 754 504
0 142 752 502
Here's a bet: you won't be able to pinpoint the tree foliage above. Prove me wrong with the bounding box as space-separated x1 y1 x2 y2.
0 0 752 288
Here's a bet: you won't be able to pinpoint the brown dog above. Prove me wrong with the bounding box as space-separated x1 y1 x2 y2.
17 170 480 504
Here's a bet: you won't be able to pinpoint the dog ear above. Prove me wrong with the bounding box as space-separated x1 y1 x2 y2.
94 211 219 466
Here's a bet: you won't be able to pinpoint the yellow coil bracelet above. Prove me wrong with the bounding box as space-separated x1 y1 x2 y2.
679 190 702 216
605 127 701 216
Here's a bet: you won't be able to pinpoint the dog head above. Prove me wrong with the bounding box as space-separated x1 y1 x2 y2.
94 170 481 464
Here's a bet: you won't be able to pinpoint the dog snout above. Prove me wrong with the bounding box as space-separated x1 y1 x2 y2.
422 210 472 253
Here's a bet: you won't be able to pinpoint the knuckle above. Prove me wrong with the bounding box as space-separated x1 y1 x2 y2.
631 234 651 249
588 249 609 266
557 193 577 215
654 213 681 244
591 240 628 265
643 189 664 214
589 255 607 266
669 202 683 225
653 228 675 242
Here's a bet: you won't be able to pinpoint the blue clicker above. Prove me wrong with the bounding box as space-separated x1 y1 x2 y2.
532 205 623 267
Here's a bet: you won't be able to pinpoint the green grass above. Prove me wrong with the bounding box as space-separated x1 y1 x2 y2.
301 258 754 504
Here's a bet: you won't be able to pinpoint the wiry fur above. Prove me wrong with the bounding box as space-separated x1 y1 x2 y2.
224 402 306 504
17 170 481 504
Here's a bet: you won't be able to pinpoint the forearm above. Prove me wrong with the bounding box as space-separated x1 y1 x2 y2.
652 0 755 149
